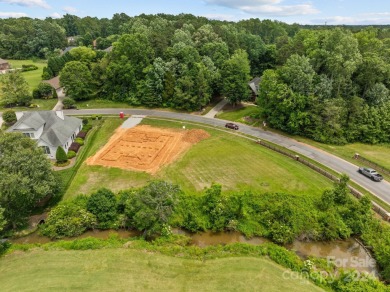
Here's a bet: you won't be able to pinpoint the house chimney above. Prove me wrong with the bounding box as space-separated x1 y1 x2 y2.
55 110 64 120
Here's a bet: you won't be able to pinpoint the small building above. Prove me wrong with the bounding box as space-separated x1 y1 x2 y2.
7 111 82 159
0 58 10 71
248 77 262 101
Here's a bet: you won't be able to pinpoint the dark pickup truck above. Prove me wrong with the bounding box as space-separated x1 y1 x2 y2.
358 167 384 182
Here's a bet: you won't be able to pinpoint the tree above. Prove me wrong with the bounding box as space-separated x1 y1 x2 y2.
0 207 6 233
69 46 96 64
34 82 54 99
0 133 59 228
2 110 17 125
87 188 118 228
60 61 93 100
62 97 76 109
0 71 31 107
125 181 180 236
221 49 251 105
56 146 68 163
41 200 96 239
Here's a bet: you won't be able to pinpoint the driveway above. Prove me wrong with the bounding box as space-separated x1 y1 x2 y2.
64 108 390 206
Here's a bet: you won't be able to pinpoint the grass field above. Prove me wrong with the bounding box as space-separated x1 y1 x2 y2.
8 59 46 92
64 117 332 199
219 106 390 173
0 249 322 292
0 60 55 111
217 105 260 121
295 138 390 170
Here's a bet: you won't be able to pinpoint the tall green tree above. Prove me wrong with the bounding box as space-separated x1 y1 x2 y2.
0 71 31 107
60 61 93 100
0 133 59 229
221 49 251 105
125 181 180 236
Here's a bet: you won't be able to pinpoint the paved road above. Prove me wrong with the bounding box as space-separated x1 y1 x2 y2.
65 108 390 206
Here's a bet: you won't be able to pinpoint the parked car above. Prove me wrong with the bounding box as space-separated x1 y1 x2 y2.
225 122 239 130
358 167 383 182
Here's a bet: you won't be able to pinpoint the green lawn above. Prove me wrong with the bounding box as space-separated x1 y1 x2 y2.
75 99 181 113
64 117 332 199
218 106 390 173
8 59 46 92
217 105 261 126
0 249 322 292
295 138 390 171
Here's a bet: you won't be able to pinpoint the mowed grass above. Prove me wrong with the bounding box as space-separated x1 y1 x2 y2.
219 106 390 172
217 105 260 122
0 60 56 111
0 249 323 292
7 59 46 92
295 138 390 170
64 117 332 199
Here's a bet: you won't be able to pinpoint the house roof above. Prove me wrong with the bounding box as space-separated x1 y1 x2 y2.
248 77 262 95
103 46 113 52
42 76 61 90
63 46 77 54
0 58 9 65
7 111 82 148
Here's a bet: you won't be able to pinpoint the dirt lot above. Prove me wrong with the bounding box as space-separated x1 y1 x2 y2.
86 125 210 174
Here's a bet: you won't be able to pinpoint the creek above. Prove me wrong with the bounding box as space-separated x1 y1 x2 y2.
11 229 378 275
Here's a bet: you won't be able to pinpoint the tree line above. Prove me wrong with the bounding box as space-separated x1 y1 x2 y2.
2 14 390 143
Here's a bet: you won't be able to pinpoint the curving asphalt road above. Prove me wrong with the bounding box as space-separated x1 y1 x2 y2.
64 108 390 207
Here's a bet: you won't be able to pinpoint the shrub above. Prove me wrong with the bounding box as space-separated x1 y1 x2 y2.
52 88 58 99
75 137 84 146
21 64 38 72
69 142 81 153
87 188 118 229
77 131 87 139
63 97 76 109
28 103 38 108
2 110 17 125
91 114 97 120
40 201 97 239
82 118 89 125
33 82 53 99
82 124 92 132
67 150 76 159
56 146 68 163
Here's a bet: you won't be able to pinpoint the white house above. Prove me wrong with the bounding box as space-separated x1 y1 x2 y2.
7 111 82 159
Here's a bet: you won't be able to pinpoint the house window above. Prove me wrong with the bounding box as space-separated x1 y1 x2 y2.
41 146 50 155
23 133 35 138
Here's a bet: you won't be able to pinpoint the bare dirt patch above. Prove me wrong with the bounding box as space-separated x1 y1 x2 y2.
86 125 210 174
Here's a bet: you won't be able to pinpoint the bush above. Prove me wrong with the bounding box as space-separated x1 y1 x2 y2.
69 142 81 153
77 131 87 139
56 146 68 163
75 137 84 146
82 124 92 132
82 118 89 125
34 83 53 99
87 188 118 229
21 64 38 72
63 97 76 109
2 110 17 125
28 103 38 108
67 150 76 159
40 201 97 239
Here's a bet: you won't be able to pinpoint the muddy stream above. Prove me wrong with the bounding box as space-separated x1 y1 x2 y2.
11 229 378 275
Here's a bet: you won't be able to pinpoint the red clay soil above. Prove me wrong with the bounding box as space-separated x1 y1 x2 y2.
86 125 210 174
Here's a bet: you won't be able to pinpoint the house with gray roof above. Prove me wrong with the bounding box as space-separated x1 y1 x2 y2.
248 77 261 100
7 111 82 159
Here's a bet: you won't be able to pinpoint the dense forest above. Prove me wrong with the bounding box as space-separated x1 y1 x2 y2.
1 13 390 144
